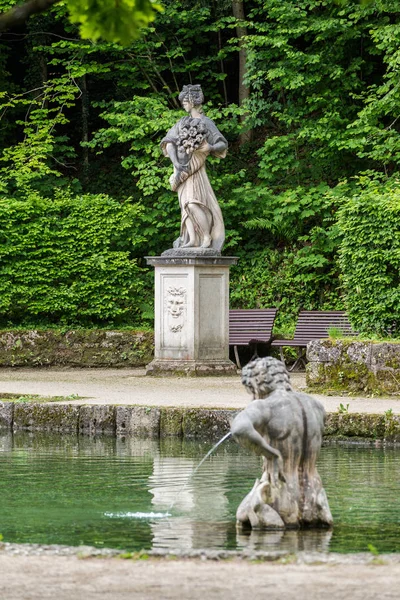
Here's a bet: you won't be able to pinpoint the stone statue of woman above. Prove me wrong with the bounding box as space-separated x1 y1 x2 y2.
161 84 228 252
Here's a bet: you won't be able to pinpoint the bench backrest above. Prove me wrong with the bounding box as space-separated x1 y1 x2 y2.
292 310 355 344
229 309 277 345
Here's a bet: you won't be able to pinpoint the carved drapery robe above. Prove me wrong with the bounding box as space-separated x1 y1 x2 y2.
161 116 227 251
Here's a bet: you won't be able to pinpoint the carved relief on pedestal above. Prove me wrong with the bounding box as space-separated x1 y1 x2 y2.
165 286 186 333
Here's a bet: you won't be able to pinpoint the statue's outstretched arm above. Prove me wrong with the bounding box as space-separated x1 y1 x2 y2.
231 412 285 481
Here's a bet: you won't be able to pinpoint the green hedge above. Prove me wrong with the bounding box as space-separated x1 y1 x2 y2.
0 191 146 326
338 176 400 336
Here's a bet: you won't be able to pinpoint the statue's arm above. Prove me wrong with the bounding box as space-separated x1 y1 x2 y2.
208 139 228 155
231 405 285 481
203 116 228 157
165 142 180 169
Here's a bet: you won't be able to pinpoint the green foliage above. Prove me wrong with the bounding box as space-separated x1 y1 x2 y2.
230 246 343 335
1 0 400 330
328 326 346 340
367 543 380 556
338 175 400 336
66 0 162 45
337 403 350 414
243 0 396 184
0 190 146 326
241 183 341 275
0 0 162 44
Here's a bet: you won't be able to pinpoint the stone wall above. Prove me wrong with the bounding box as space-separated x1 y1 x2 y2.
307 340 400 395
0 402 236 439
1 401 399 443
0 330 154 368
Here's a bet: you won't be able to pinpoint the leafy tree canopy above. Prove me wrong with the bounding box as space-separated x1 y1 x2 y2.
0 0 399 336
0 0 162 44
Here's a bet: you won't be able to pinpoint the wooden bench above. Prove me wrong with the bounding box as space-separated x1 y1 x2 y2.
271 310 356 371
229 308 278 368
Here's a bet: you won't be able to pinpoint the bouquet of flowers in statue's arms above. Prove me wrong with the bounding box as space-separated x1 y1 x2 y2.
177 117 207 155
169 117 208 191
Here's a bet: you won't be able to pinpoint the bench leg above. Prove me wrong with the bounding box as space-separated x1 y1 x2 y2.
250 343 259 362
288 348 306 372
279 346 285 364
234 345 241 369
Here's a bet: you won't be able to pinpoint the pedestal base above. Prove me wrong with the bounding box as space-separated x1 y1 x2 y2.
236 472 333 531
146 358 237 377
145 254 238 377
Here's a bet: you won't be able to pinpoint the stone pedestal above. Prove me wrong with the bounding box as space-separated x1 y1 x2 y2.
145 254 238 376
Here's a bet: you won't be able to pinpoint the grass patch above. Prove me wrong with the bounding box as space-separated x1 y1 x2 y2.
0 393 84 403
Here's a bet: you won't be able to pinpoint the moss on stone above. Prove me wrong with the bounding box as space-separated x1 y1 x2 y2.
384 415 400 442
307 340 400 395
0 402 13 430
182 409 237 439
0 329 154 367
325 412 385 439
79 405 116 435
13 403 80 432
160 408 184 437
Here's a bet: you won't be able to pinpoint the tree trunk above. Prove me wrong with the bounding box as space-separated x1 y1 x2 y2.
0 0 60 30
232 0 252 144
218 30 228 107
81 74 90 187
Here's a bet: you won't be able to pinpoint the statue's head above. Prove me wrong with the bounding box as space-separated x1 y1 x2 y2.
241 357 292 399
179 84 204 113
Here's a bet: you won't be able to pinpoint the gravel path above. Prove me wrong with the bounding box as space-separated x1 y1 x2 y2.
0 368 399 413
1 553 400 600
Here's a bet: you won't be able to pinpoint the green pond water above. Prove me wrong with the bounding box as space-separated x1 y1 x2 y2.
0 432 399 554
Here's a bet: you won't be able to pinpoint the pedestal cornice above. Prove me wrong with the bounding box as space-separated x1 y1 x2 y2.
145 255 238 267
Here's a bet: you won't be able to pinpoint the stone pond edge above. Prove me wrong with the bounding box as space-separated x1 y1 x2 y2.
2 542 400 564
1 401 400 443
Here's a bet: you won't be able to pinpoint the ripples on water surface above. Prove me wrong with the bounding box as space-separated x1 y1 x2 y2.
0 433 399 554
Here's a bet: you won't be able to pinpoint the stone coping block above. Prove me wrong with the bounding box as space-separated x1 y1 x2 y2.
0 329 154 368
307 340 400 395
324 413 386 439
0 401 13 429
160 407 184 437
13 403 80 433
146 359 237 377
0 402 399 443
79 405 116 435
182 408 237 439
116 406 161 438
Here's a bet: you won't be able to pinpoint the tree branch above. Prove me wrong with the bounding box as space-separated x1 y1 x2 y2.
0 0 60 31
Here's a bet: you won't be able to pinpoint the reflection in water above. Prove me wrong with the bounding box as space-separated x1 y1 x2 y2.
105 512 170 519
236 528 333 553
149 452 229 550
0 433 400 554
